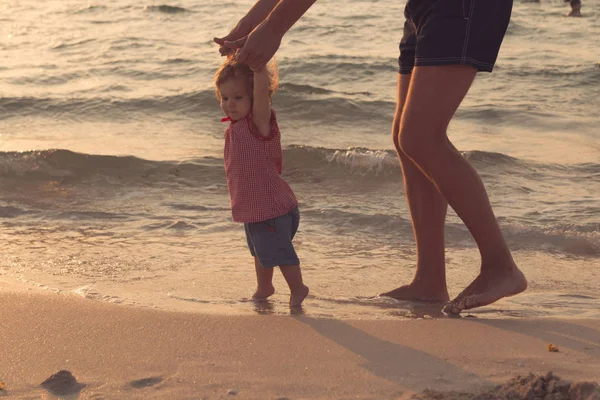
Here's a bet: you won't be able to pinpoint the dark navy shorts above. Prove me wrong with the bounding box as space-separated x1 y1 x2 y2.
399 0 513 74
244 207 300 268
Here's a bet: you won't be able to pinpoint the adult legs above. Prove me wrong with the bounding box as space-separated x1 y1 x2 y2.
397 65 527 313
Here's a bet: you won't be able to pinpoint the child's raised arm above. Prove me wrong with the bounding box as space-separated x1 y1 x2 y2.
252 66 272 137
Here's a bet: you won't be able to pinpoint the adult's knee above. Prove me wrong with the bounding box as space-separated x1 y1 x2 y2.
398 126 441 167
391 123 402 155
398 126 421 160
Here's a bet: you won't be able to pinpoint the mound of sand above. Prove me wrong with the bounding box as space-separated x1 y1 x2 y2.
412 373 600 400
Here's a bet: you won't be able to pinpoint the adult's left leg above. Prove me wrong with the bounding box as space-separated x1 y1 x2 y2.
381 73 449 302
398 65 527 313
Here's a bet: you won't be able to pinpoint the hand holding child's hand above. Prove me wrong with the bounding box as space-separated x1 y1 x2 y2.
214 19 254 56
235 22 282 70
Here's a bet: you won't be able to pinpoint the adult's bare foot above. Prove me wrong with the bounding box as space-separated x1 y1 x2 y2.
252 286 275 300
290 285 309 308
380 283 450 303
444 265 527 315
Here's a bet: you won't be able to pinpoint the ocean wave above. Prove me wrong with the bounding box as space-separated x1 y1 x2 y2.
10 72 89 86
0 92 207 120
1 148 597 257
0 205 31 218
3 86 577 130
504 222 600 257
503 63 600 87
71 5 108 14
455 104 563 127
1 147 597 186
50 38 98 51
160 58 196 65
303 208 600 257
281 55 396 81
0 87 389 122
280 82 371 97
0 149 223 185
145 5 190 14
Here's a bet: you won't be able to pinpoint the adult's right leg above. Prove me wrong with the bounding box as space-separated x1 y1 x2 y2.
380 73 450 302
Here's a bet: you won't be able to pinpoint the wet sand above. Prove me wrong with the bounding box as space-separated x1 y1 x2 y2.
0 287 599 399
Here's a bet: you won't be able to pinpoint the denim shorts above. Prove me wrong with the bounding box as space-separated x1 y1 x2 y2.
399 0 513 74
244 207 300 268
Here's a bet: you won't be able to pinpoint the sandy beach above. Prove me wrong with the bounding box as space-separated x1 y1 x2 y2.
1 1 598 399
1 283 599 400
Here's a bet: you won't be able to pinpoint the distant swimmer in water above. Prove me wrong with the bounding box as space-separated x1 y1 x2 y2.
565 0 582 16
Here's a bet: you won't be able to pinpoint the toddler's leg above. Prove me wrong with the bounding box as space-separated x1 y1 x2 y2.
279 264 309 307
252 257 275 300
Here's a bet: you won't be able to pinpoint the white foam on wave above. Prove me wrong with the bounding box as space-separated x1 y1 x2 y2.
327 148 395 174
73 285 123 303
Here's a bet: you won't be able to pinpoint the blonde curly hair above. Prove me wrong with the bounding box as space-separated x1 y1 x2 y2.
214 57 279 101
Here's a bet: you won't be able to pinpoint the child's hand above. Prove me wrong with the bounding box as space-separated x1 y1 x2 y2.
250 64 266 73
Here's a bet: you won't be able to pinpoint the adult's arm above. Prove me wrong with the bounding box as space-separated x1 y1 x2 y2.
224 0 317 69
213 0 281 56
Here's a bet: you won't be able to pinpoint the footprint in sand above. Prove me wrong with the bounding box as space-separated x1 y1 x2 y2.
129 376 164 389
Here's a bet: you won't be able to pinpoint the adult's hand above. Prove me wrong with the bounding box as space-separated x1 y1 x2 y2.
214 0 281 56
227 21 282 70
213 19 254 56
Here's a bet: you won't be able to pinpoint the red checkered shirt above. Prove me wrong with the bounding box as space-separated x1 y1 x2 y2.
223 109 298 223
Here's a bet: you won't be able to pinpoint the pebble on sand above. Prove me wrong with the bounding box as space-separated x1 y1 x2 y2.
40 370 85 396
548 343 560 352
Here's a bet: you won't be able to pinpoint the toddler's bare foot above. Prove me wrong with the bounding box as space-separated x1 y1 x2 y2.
252 286 275 300
290 285 309 307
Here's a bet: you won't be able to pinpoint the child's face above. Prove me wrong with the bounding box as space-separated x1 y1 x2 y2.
218 77 252 121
